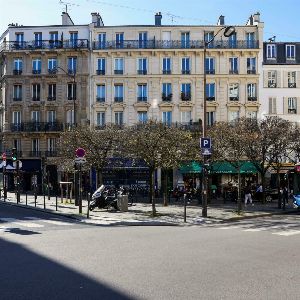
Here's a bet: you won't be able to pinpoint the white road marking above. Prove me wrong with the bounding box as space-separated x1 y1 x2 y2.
272 230 300 236
0 217 44 228
24 217 72 226
217 226 241 230
243 228 262 232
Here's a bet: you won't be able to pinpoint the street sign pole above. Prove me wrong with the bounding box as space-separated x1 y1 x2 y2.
2 153 6 200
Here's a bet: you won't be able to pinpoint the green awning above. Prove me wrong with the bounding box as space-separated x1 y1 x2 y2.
180 162 202 174
212 161 236 174
240 161 258 174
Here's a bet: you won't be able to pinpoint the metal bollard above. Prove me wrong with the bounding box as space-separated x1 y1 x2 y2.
43 193 46 210
34 193 37 207
87 192 90 219
55 195 58 211
184 194 187 223
26 193 28 206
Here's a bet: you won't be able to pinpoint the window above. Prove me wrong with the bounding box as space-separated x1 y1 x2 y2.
114 84 124 102
229 83 239 101
268 71 277 88
162 57 171 74
31 111 40 123
137 58 147 75
206 83 215 101
229 57 238 74
181 32 190 48
205 32 214 48
48 84 56 100
49 32 59 48
70 32 78 48
47 110 56 123
96 85 105 102
138 112 148 123
205 57 215 74
162 83 172 101
34 32 42 47
228 33 237 48
13 139 21 152
246 32 255 48
13 58 22 74
286 45 296 59
116 33 124 49
97 58 106 75
13 85 22 101
15 33 24 48
288 97 297 114
68 57 77 74
181 111 192 124
48 58 57 73
31 139 40 155
96 112 106 127
115 112 123 125
114 58 124 74
13 111 21 124
288 72 296 88
247 57 256 74
47 138 56 154
139 32 148 48
32 84 41 101
67 110 74 125
228 111 240 122
162 111 172 125
269 97 277 114
181 83 191 101
247 83 257 101
246 111 257 119
32 58 41 74
207 111 216 126
137 84 147 101
267 44 276 59
98 33 106 49
67 83 77 100
181 57 190 74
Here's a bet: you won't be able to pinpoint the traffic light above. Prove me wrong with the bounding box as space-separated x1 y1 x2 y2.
11 148 17 161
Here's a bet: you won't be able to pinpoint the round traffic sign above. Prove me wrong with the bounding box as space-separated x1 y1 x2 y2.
75 147 86 158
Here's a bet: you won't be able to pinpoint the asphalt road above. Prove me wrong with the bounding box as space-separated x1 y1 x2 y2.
0 203 299 300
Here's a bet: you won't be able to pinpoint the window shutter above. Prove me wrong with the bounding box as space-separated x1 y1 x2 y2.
277 70 281 88
283 97 288 114
263 70 268 88
273 98 277 114
268 98 273 114
296 71 300 88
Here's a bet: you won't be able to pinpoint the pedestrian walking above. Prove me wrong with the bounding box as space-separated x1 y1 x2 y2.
244 185 253 206
256 183 263 202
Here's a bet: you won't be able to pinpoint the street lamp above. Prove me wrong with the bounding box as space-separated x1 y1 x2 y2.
202 26 235 217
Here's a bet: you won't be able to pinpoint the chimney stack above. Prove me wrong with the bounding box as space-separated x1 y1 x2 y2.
91 12 104 26
155 12 162 26
217 15 225 26
253 12 260 23
62 12 74 26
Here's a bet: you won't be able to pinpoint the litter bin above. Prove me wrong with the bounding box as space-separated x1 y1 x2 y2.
117 195 128 212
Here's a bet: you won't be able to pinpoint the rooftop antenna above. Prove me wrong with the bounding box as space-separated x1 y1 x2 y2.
59 0 79 13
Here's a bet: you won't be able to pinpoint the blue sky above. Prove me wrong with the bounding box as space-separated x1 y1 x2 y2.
0 0 299 41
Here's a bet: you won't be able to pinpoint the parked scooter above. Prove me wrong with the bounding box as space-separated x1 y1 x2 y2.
292 194 300 209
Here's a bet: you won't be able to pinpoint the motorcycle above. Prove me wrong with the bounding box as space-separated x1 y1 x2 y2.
89 185 120 211
292 194 300 209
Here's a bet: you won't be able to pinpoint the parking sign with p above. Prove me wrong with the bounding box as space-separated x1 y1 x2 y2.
200 138 211 149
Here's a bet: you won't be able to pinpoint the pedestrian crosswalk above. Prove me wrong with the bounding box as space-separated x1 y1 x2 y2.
0 217 73 233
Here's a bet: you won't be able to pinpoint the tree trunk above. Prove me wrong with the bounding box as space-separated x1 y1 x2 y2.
163 169 168 206
261 171 266 204
277 169 281 209
149 168 156 216
98 170 103 186
237 165 242 213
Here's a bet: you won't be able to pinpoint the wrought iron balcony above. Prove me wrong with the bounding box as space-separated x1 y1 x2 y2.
1 39 89 51
13 69 22 75
247 69 256 74
96 69 105 75
32 97 40 101
268 82 277 88
47 96 56 101
10 122 63 132
182 70 190 75
114 70 124 75
67 96 76 100
162 70 171 75
229 97 239 101
48 68 57 74
162 93 172 101
181 93 191 101
44 122 64 132
32 69 41 74
10 123 24 132
288 83 296 88
137 70 147 75
229 70 239 74
96 97 105 102
44 151 58 157
248 96 257 101
92 40 259 50
29 151 42 157
137 97 147 102
114 97 124 102
13 97 22 101
205 69 215 75
288 109 297 114
206 96 215 101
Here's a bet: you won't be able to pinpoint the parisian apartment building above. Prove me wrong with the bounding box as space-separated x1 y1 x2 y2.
0 11 263 189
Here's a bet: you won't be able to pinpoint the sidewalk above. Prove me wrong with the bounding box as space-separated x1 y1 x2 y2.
1 192 297 226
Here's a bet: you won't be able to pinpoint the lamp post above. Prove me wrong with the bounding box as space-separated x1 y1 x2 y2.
202 26 235 217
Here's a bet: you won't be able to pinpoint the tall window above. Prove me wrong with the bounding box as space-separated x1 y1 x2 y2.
181 32 190 48
288 71 296 88
70 32 78 48
32 58 41 74
114 84 124 102
138 112 148 123
228 33 237 48
137 58 147 75
47 138 56 154
13 58 23 74
267 44 276 59
116 33 124 49
247 83 257 101
13 139 21 152
268 71 277 88
34 32 42 47
286 45 296 59
47 110 56 123
228 111 240 122
229 57 238 74
181 57 190 74
162 83 172 101
98 33 106 49
288 97 297 114
205 57 215 74
96 84 106 102
49 32 59 47
32 84 41 101
68 57 77 74
247 57 256 74
15 33 24 48
246 111 257 119
181 83 191 101
181 111 192 124
162 57 171 74
48 84 56 100
114 58 124 74
269 97 277 114
31 111 40 122
206 83 215 101
48 58 57 73
13 111 21 124
13 85 22 101
204 32 214 48
96 112 106 127
67 83 77 100
206 111 216 126
137 84 147 101
246 32 255 48
97 58 106 75
31 139 40 155
115 112 123 125
229 83 239 101
139 32 148 48
162 111 172 125
67 110 74 125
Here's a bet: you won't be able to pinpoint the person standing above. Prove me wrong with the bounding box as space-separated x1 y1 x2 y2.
256 184 263 202
244 185 253 206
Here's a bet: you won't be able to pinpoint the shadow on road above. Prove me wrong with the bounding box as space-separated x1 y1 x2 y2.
0 238 135 300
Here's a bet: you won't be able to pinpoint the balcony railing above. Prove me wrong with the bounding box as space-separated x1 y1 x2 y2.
206 96 215 101
182 70 190 75
114 70 124 75
10 122 63 132
288 83 296 88
13 97 22 101
205 69 215 75
92 40 259 50
248 96 257 101
162 93 173 101
67 96 76 100
1 39 89 51
162 70 171 75
137 96 147 102
229 70 239 75
44 151 58 157
13 69 22 75
114 97 123 102
288 109 297 114
48 68 57 74
32 97 40 101
247 69 256 74
137 70 147 75
229 97 239 101
96 69 105 75
96 97 105 102
32 69 41 74
268 82 277 88
47 96 56 101
181 93 191 101
29 151 42 157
